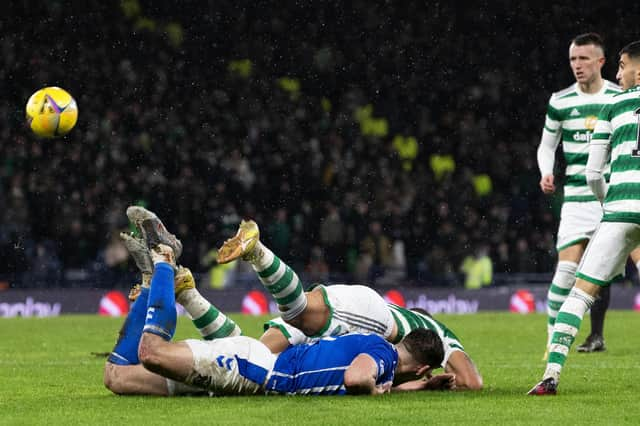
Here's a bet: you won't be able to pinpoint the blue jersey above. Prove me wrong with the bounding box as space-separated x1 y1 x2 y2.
264 334 398 395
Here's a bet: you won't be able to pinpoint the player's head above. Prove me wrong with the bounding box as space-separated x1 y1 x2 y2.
569 33 605 85
400 328 444 370
617 41 640 90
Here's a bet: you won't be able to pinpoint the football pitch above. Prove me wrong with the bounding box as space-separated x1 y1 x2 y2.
1 312 639 425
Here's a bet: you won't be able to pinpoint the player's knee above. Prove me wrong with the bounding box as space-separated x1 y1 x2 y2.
138 335 164 371
103 363 126 395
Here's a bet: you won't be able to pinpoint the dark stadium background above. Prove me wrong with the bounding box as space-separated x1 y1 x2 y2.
2 0 640 290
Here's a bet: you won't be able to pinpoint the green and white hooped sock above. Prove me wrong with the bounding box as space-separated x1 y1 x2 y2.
544 287 595 381
546 261 578 345
177 288 241 340
250 241 307 321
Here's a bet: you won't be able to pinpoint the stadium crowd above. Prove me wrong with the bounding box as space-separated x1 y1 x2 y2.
2 0 640 287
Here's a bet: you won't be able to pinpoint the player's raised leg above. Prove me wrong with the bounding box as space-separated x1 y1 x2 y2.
126 205 183 259
175 266 242 339
137 225 272 396
127 205 242 340
137 225 194 384
217 220 307 322
104 233 172 396
120 231 154 301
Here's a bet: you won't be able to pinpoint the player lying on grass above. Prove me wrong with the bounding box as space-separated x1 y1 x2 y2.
104 219 455 396
217 219 483 390
124 206 482 391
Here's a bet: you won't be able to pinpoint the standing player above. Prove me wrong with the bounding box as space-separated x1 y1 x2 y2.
529 40 640 395
537 33 639 357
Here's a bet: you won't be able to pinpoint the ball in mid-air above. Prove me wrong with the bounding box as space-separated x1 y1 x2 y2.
26 87 78 138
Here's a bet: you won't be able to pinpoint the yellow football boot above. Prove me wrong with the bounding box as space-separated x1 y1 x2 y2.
217 220 260 264
174 266 196 297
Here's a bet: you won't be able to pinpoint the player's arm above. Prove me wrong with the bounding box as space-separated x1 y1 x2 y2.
586 110 613 203
344 353 387 395
537 98 562 194
392 373 456 392
444 351 483 390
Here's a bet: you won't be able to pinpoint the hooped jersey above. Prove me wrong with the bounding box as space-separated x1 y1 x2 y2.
388 304 464 367
542 80 621 202
592 85 640 223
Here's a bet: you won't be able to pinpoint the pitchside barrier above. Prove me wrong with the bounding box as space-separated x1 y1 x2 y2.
2 284 640 318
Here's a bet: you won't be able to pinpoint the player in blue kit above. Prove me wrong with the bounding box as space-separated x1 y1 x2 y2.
103 218 454 396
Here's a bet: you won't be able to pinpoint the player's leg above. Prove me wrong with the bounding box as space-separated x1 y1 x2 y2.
137 236 193 382
126 205 242 340
577 246 640 352
529 222 640 395
104 363 171 396
577 286 608 353
544 201 601 359
174 266 242 339
120 231 154 300
103 231 169 395
217 220 308 323
261 317 310 353
107 232 153 366
546 244 585 347
126 206 183 258
137 235 274 394
544 243 585 360
103 274 171 395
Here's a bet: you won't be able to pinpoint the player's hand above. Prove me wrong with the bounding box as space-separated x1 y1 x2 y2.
539 174 556 194
373 381 392 394
424 373 456 391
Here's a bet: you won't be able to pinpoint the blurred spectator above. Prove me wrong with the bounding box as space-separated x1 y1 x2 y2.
24 240 62 286
357 220 392 283
460 245 493 289
319 203 344 269
305 245 330 283
265 208 291 260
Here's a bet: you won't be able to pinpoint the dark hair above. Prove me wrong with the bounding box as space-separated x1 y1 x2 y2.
572 33 605 51
620 40 640 60
402 328 444 368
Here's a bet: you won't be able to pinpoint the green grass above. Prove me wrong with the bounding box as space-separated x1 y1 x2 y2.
1 312 640 425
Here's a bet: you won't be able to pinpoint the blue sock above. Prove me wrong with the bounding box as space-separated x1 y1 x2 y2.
143 263 177 340
108 287 150 365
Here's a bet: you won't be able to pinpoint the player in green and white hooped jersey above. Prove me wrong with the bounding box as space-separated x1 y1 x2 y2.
537 33 640 357
529 40 640 395
217 220 483 390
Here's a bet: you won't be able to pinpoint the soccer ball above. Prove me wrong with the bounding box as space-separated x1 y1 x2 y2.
25 87 78 138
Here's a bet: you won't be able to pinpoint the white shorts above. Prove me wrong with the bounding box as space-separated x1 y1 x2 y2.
556 201 603 251
266 284 395 346
182 336 276 396
577 221 640 285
